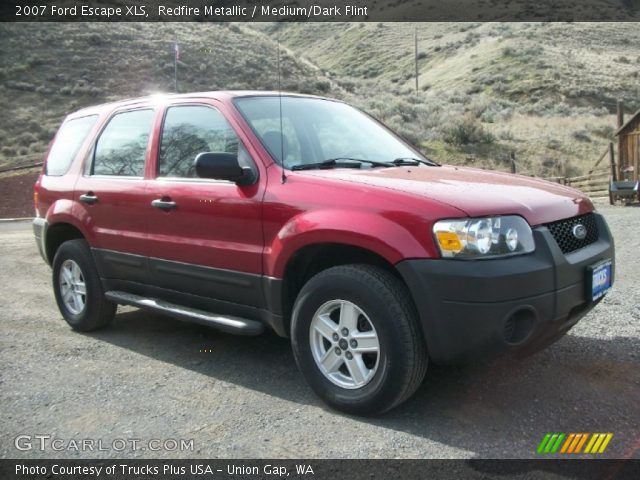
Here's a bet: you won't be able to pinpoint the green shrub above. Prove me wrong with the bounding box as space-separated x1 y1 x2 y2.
87 33 104 46
1 145 17 156
572 130 591 142
443 114 495 146
17 132 38 147
547 139 562 150
7 81 36 92
314 80 330 93
592 125 615 139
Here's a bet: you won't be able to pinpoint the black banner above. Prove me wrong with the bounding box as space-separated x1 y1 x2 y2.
2 0 640 22
1 459 639 480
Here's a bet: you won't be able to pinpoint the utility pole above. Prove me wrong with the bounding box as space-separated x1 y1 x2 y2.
616 100 624 179
174 35 179 93
414 27 419 94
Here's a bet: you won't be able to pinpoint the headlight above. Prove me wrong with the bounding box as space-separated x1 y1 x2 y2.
433 215 535 259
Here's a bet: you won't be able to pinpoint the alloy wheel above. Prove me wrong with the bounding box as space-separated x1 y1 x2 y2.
59 259 87 315
309 299 380 389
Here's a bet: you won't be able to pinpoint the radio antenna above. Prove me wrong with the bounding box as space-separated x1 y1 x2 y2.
277 35 287 184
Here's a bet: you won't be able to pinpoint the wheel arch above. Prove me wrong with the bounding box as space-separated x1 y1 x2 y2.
44 222 86 265
277 242 411 337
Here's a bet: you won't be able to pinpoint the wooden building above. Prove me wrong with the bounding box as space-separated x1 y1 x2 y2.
615 108 640 182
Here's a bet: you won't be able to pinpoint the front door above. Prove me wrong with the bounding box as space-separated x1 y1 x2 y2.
144 102 265 307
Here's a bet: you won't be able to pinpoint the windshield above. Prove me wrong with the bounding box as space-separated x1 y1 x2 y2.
233 96 425 169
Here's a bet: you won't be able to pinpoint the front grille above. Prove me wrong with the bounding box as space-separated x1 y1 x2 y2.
545 213 599 254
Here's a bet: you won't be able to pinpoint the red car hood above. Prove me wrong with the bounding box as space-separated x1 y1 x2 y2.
304 165 594 226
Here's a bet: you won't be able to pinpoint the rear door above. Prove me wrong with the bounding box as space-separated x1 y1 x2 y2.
144 101 266 306
75 107 156 284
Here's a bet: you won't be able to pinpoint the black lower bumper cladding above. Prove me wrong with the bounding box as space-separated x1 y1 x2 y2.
397 213 615 364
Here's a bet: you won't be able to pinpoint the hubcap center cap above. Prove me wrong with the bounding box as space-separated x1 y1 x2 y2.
338 339 348 350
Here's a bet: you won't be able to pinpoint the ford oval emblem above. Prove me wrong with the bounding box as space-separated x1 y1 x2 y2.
572 224 587 240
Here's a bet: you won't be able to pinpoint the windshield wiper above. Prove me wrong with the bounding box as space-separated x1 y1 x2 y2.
326 157 396 167
291 158 392 171
391 157 439 167
290 157 437 171
291 159 338 171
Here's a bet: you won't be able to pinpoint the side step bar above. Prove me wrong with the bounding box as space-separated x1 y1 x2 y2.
105 290 265 336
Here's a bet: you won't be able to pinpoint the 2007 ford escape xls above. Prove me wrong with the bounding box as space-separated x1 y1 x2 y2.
33 92 614 414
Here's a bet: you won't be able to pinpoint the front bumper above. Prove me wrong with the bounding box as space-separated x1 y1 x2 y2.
397 212 615 364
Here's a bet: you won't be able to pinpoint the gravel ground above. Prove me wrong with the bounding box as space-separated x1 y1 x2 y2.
0 204 638 460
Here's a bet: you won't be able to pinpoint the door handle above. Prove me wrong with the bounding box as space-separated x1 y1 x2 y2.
151 198 177 210
79 193 98 204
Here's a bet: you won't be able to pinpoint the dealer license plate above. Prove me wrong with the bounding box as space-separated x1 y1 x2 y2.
589 260 612 301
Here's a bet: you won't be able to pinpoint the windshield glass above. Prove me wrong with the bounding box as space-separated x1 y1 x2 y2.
234 96 424 169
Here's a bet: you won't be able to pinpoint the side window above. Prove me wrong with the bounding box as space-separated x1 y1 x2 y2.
158 105 246 178
46 115 98 176
92 109 154 177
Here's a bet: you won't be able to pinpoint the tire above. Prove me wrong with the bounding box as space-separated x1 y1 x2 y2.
52 239 116 332
291 264 428 415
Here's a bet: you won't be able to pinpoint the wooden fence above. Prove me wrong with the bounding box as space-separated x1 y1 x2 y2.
563 167 610 198
543 167 610 199
0 154 43 174
542 144 614 199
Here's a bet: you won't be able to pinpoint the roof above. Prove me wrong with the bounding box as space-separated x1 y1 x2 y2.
616 109 640 136
68 90 329 118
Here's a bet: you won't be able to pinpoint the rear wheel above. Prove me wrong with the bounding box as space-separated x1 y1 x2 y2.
291 264 428 415
52 239 116 331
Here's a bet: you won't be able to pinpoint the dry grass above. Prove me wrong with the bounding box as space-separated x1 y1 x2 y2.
0 22 335 168
1 22 638 178
266 22 639 177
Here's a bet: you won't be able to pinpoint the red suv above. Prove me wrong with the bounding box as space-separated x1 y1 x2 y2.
33 92 614 414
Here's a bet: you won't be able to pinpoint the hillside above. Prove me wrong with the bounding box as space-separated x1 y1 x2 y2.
261 22 640 177
1 22 639 178
0 22 333 169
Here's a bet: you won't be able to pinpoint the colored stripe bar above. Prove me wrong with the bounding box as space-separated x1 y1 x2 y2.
584 434 599 454
591 433 607 453
598 434 613 453
538 432 614 454
537 433 552 454
560 434 576 453
550 433 565 453
545 434 559 453
574 433 588 453
567 434 581 453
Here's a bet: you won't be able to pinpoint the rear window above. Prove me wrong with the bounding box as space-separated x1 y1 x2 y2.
46 115 98 176
92 109 154 177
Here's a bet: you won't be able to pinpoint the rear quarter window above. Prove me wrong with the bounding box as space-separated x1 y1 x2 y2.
46 115 98 176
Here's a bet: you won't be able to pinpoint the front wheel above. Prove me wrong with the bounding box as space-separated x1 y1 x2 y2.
291 264 428 415
52 239 116 332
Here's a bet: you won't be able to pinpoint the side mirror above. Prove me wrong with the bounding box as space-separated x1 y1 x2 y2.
194 152 256 185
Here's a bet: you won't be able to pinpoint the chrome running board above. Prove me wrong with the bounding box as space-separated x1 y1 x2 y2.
105 290 265 336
